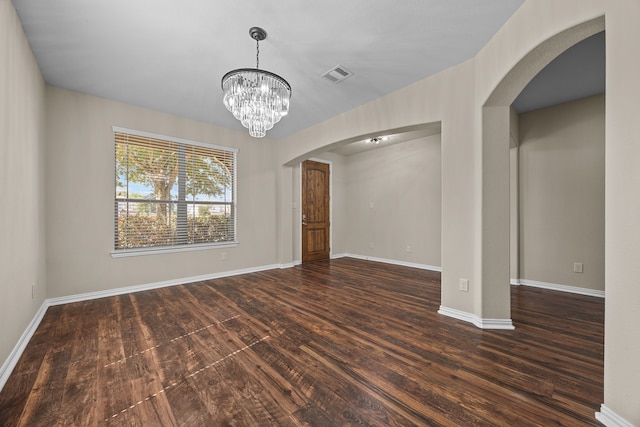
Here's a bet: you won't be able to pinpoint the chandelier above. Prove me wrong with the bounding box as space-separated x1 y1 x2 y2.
221 27 292 138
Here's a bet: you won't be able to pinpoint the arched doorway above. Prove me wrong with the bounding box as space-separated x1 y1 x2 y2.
478 16 605 323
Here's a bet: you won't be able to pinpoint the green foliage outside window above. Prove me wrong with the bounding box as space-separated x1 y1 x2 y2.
114 130 236 251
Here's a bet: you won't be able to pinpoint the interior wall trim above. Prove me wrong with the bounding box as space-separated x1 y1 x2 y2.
279 262 297 269
46 263 282 307
0 262 282 393
437 305 516 330
517 278 605 298
337 253 442 272
0 302 49 392
595 404 635 427
3 261 606 393
0 255 440 391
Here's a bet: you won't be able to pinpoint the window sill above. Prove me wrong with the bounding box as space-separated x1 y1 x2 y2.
111 242 239 258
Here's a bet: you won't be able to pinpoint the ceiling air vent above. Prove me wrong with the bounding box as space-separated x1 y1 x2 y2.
321 65 354 83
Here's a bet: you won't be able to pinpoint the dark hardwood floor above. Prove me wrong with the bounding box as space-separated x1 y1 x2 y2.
0 258 604 426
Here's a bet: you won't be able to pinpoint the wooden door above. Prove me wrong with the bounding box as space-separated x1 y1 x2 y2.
302 160 330 262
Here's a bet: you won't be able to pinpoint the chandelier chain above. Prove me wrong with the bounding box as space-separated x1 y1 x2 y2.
256 39 260 69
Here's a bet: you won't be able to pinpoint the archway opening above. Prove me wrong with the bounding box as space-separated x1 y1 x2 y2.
478 16 605 324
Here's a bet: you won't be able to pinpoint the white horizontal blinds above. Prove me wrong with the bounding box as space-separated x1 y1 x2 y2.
183 142 235 244
114 130 236 250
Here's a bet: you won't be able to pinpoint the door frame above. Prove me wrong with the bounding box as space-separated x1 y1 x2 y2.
298 158 333 263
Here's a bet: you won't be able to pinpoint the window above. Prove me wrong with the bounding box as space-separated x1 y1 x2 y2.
114 127 237 253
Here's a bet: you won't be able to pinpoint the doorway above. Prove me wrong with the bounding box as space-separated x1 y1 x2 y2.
301 160 330 262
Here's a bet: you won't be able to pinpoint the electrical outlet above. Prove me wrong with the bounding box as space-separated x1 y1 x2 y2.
459 278 469 292
406 245 412 253
221 252 228 261
573 262 583 273
369 242 375 249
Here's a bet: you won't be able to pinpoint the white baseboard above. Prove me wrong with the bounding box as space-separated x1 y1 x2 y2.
1 259 606 395
0 302 49 392
338 257 516 327
518 278 605 298
0 262 283 393
438 305 515 330
279 262 297 269
47 263 281 307
341 253 442 272
595 404 635 427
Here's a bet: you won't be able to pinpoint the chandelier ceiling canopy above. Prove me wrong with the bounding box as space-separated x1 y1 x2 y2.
221 27 292 138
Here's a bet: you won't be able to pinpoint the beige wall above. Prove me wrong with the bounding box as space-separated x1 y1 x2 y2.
295 136 441 268
279 60 477 314
343 136 441 267
3 0 639 423
276 1 638 423
45 87 279 298
292 137 441 267
509 107 519 281
602 0 640 422
0 1 47 369
518 95 605 290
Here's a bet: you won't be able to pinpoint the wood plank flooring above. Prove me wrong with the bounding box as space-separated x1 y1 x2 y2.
0 258 604 426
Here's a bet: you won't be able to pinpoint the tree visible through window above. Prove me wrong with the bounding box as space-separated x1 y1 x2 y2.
114 128 237 251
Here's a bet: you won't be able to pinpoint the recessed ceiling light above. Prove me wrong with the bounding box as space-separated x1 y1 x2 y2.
365 136 388 144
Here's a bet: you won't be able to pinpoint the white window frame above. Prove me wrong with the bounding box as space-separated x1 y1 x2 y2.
111 126 238 258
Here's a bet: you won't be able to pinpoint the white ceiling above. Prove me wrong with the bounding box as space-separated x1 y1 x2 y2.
13 0 526 140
